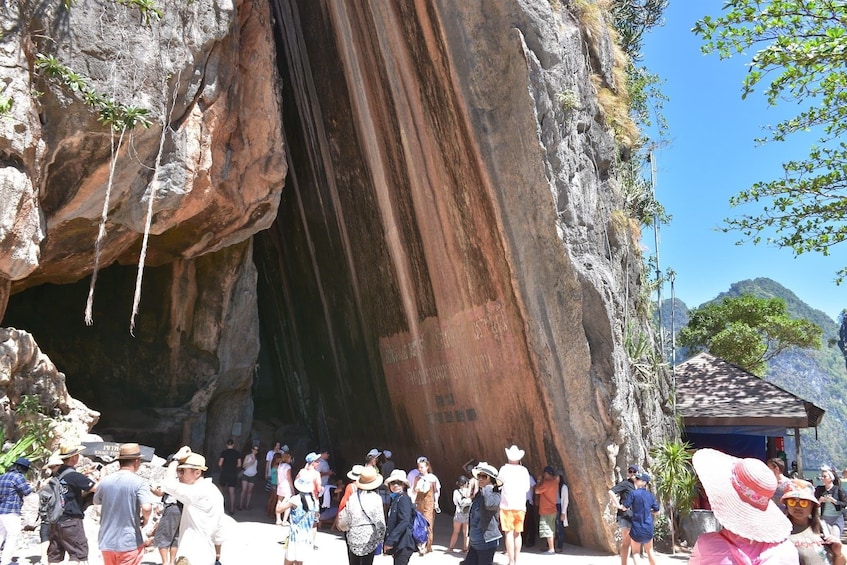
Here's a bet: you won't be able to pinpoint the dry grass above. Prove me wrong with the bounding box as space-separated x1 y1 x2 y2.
571 0 640 147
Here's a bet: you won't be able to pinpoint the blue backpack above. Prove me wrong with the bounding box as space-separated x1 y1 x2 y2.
412 510 430 544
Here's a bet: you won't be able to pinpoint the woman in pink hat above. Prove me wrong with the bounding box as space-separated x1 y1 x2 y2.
688 448 798 564
782 479 845 565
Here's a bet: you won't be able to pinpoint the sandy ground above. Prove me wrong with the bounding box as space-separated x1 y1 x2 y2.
14 502 691 565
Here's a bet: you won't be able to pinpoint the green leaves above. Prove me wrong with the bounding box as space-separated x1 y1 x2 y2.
678 294 822 376
692 0 847 281
35 53 151 131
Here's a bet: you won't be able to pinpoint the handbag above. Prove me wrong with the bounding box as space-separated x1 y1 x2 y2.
336 505 351 532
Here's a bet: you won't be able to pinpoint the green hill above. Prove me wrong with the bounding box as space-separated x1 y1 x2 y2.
662 277 847 470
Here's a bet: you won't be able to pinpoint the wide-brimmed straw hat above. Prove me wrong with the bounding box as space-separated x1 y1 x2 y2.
347 464 364 481
504 445 525 461
47 454 64 467
177 453 208 471
355 466 383 490
692 448 790 542
472 462 503 487
58 445 85 459
384 469 409 487
117 443 142 460
781 479 818 505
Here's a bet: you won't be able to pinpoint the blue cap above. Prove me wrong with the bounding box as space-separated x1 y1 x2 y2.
543 465 556 475
636 472 650 483
627 464 641 473
14 457 31 470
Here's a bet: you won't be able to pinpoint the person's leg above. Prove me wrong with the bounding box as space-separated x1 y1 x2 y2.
464 546 480 565
504 531 516 564
228 485 236 513
393 548 414 565
448 519 461 550
477 546 497 565
512 510 525 562
619 527 632 565
0 513 19 565
644 540 657 565
462 522 469 551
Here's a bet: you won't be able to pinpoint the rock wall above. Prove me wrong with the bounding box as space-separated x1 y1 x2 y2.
0 0 676 552
0 0 282 453
258 0 675 551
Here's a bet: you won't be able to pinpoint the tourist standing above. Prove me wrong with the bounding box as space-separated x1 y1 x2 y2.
47 444 98 565
239 444 260 510
156 449 225 565
94 443 154 565
815 468 847 538
688 448 797 564
447 475 472 553
608 463 639 565
337 466 386 565
0 457 33 565
534 465 558 554
467 462 503 565
621 473 660 565
382 469 416 565
499 445 531 565
276 475 319 565
217 439 241 516
410 456 440 554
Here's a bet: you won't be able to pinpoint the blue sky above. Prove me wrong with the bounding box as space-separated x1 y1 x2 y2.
639 2 845 322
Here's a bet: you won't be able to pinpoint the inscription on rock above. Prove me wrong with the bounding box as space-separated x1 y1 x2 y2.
379 300 523 437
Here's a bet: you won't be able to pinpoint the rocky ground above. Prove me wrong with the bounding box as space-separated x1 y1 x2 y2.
15 502 690 565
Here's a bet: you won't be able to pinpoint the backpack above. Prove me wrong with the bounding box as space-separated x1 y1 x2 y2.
38 468 73 524
411 509 430 545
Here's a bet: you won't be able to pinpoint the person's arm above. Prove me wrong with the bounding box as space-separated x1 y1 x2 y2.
481 484 501 511
560 484 569 524
608 486 623 511
218 455 224 468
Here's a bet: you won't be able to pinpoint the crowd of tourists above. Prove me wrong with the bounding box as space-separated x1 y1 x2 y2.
0 441 570 565
607 449 847 565
4 439 846 565
253 443 570 565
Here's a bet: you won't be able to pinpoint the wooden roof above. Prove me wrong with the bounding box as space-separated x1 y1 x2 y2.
675 352 825 429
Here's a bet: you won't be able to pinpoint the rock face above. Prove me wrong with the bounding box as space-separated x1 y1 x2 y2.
0 0 675 552
0 0 281 454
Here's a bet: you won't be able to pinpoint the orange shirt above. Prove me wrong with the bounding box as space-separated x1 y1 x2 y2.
535 477 558 515
338 482 356 511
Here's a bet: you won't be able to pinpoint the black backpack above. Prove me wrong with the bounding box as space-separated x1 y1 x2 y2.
38 468 73 524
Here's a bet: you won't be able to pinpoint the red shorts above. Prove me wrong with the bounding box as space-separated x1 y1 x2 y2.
102 546 144 565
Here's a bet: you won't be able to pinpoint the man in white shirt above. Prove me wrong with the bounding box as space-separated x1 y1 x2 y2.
499 445 531 565
155 449 225 565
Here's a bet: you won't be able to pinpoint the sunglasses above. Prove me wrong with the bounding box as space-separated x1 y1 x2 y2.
477 474 490 480
786 498 810 508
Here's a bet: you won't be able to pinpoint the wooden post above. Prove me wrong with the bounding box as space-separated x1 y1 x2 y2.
794 427 803 478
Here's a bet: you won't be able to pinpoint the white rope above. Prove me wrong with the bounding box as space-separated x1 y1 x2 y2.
84 124 127 325
129 72 177 335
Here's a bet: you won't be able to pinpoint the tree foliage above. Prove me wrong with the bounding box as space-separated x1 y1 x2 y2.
678 294 822 375
692 1 847 282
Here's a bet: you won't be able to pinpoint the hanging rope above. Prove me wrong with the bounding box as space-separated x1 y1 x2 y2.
129 72 177 335
84 124 127 325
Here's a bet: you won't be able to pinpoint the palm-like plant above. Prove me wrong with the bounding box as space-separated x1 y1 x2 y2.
650 440 697 553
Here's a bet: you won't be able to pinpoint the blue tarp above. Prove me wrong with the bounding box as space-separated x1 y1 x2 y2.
684 432 767 459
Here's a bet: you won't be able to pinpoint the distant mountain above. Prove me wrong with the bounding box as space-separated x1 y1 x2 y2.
660 277 847 471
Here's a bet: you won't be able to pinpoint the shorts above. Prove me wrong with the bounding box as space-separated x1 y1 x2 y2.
454 510 469 525
499 509 526 533
47 517 89 563
538 513 556 539
242 473 258 484
154 504 181 548
101 546 144 565
617 516 633 530
220 472 238 488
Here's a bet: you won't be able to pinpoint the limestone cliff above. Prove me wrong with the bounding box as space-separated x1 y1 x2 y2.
0 0 675 552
